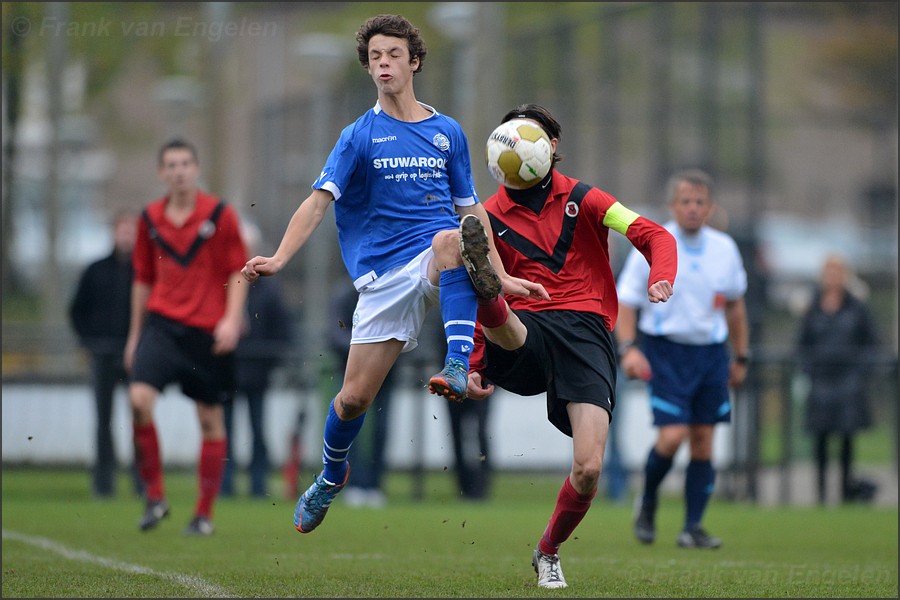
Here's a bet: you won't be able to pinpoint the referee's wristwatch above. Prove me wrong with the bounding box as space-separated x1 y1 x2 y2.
617 339 637 360
734 352 751 365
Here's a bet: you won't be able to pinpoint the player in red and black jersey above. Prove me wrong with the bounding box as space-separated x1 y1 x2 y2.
465 104 677 590
125 138 249 536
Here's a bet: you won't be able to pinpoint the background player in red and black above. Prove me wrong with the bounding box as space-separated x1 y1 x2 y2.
465 104 677 589
124 138 248 536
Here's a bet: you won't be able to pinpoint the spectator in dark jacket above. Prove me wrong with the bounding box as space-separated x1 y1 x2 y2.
797 253 881 504
69 210 138 498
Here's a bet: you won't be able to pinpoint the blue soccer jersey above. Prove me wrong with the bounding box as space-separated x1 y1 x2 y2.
313 101 479 289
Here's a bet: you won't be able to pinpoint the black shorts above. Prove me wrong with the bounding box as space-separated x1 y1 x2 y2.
131 312 235 405
482 310 616 437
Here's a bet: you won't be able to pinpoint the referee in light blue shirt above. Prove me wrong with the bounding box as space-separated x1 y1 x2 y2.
615 168 750 549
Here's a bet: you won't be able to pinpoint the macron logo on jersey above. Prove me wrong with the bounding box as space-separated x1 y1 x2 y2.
371 135 397 144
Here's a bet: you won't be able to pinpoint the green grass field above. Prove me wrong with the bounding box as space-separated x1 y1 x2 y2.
2 467 897 598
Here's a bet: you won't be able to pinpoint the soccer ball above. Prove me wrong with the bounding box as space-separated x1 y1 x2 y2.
485 119 553 190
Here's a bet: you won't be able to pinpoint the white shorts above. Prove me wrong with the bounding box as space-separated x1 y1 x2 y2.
351 246 440 353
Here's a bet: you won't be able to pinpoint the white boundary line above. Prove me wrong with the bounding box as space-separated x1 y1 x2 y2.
2 529 234 597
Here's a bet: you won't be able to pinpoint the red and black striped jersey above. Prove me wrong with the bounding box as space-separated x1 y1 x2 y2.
133 191 248 334
484 170 677 332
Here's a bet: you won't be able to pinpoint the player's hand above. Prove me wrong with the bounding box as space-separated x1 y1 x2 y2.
501 275 550 301
621 347 652 381
242 255 282 283
212 315 242 355
466 371 494 400
729 361 748 388
123 335 138 373
648 279 673 303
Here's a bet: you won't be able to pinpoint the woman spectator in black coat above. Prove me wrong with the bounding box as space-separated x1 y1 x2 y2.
796 254 881 504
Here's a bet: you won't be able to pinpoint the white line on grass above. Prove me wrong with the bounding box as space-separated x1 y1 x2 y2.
2 529 234 598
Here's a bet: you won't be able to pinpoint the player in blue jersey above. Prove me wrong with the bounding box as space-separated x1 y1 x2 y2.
616 168 750 549
241 14 548 534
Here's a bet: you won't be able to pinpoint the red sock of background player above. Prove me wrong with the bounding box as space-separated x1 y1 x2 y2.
538 476 596 555
476 295 509 328
194 438 227 519
133 422 165 501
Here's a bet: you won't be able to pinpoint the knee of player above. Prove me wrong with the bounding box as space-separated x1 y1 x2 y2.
572 459 602 488
128 384 156 417
431 229 463 270
334 390 373 418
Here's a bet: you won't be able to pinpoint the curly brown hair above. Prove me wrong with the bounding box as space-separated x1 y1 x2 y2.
356 14 427 74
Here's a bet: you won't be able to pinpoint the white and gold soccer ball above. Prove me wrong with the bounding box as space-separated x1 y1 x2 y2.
485 119 553 190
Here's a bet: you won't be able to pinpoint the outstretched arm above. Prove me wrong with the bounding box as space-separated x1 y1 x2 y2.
242 188 333 282
603 199 677 301
623 217 677 301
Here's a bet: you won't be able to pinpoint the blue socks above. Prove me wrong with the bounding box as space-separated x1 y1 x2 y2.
684 459 714 529
641 447 674 507
641 449 716 530
321 398 365 484
439 266 477 369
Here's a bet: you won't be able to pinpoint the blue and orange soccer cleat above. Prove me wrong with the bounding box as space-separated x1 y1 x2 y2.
428 357 468 403
293 466 350 533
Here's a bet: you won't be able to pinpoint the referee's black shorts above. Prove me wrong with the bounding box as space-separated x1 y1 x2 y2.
482 309 617 437
131 312 236 405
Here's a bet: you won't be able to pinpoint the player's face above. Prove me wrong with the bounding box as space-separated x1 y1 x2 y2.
157 148 199 196
670 181 714 234
366 34 417 96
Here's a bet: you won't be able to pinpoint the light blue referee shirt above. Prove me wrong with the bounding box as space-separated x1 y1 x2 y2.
616 221 747 345
313 101 479 290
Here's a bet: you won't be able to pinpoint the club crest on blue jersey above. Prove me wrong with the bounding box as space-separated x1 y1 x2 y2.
432 133 450 151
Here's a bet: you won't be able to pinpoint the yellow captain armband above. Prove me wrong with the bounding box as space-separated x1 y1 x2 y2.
603 202 640 236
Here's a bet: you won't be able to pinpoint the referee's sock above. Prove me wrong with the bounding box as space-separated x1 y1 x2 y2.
642 447 673 507
684 459 714 529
